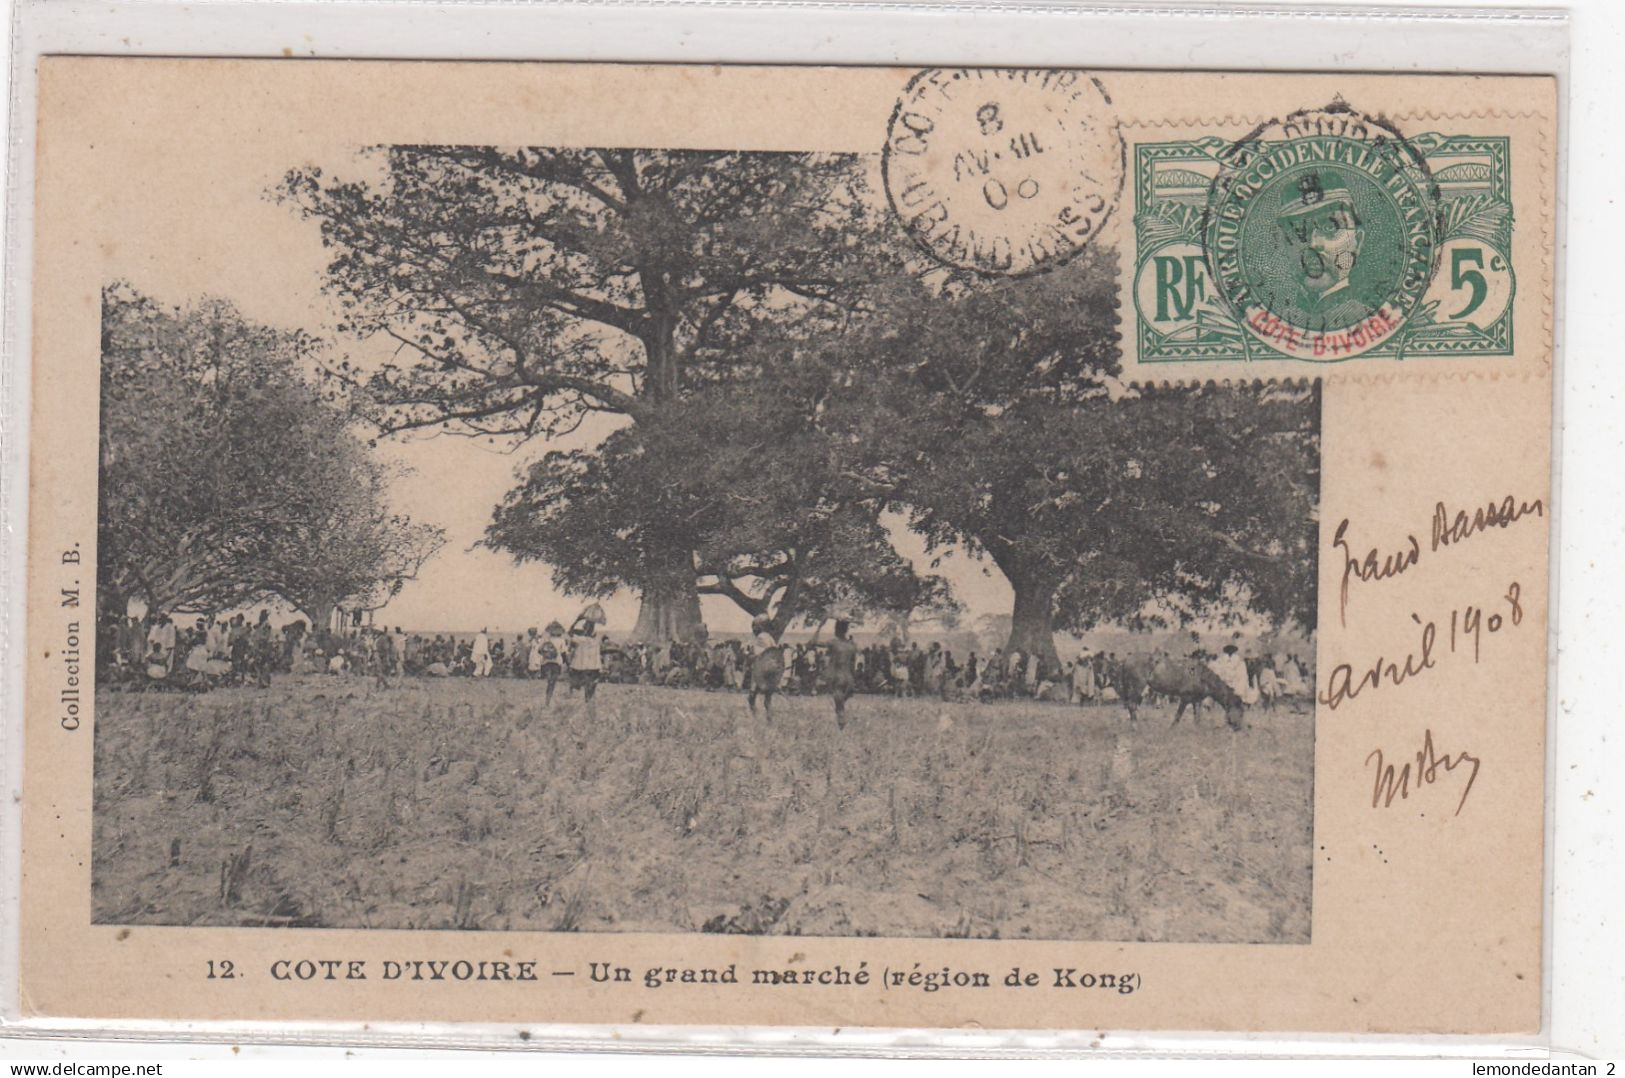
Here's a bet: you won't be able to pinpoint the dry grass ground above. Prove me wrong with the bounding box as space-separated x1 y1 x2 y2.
92 675 1314 943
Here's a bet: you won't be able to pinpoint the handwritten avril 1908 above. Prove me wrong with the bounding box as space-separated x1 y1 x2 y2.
1319 579 1524 713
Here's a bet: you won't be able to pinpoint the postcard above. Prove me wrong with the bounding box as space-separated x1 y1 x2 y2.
21 58 1554 1034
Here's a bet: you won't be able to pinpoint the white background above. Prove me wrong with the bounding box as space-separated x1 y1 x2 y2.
0 0 1619 1066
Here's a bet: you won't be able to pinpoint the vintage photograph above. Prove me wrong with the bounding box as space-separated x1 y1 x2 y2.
88 142 1321 944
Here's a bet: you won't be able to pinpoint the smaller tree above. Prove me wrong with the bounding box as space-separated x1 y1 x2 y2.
98 284 443 629
266 441 445 632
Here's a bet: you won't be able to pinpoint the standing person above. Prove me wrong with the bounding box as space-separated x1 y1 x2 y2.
533 627 565 705
785 644 803 695
925 642 945 699
721 644 739 692
1005 649 1024 698
802 643 821 696
118 615 143 671
251 610 277 687
907 643 926 698
1281 653 1307 699
523 628 541 679
206 618 230 661
228 613 249 657
825 619 859 728
1255 656 1279 711
541 624 565 702
471 627 492 678
896 645 910 694
567 609 604 716
147 614 177 673
890 646 911 699
356 630 377 684
747 618 785 721
1271 650 1295 697
1210 644 1255 706
182 619 212 683
515 631 534 680
1069 650 1090 705
374 627 397 689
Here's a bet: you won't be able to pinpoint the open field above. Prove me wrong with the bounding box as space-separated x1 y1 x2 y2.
92 676 1314 943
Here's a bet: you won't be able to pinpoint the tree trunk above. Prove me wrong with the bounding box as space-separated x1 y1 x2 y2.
305 600 335 638
629 584 705 645
624 287 703 645
1006 573 1061 674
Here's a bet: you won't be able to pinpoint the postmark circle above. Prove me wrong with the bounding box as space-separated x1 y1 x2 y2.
1203 103 1440 360
883 68 1125 278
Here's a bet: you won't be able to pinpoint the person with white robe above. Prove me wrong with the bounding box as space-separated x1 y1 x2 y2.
1256 659 1279 709
1277 652 1306 697
569 612 606 715
1210 644 1258 705
205 619 230 660
1071 650 1098 704
147 615 177 672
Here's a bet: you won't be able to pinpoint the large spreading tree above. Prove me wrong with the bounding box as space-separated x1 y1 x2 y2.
98 284 443 628
902 380 1322 669
282 147 888 642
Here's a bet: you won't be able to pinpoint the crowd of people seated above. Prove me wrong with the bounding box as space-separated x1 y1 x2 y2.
99 609 1310 709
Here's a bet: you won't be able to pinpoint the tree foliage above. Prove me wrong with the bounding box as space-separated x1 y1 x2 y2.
265 436 445 631
280 147 885 433
486 351 955 638
281 146 893 638
845 248 1322 664
98 284 443 624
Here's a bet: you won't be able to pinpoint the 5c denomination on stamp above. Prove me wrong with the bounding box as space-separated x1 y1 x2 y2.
883 68 1125 277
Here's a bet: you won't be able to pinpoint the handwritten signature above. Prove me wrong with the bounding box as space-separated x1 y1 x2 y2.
1367 728 1481 816
1334 494 1543 626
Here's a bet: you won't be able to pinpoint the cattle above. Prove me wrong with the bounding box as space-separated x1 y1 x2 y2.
1114 654 1245 730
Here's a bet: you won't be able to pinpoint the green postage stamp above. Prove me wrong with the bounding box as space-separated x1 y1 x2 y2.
1132 104 1515 363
